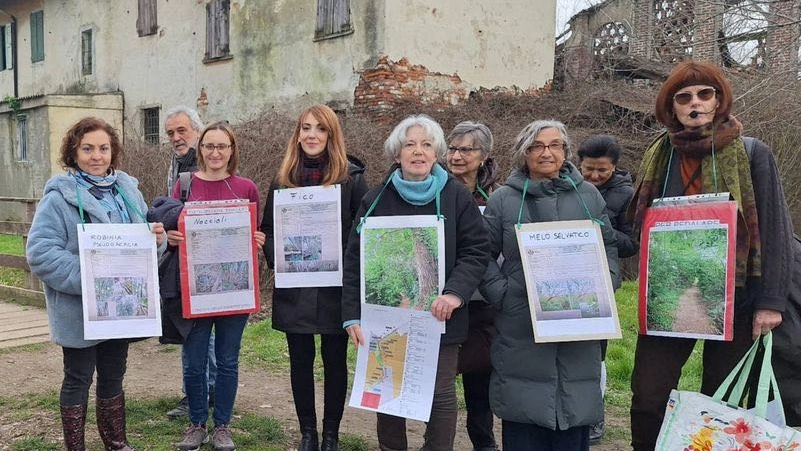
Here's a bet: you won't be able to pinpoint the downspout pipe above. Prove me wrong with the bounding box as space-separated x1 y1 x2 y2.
0 9 18 98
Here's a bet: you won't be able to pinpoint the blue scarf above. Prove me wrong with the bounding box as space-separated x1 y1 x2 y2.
390 163 448 206
73 170 132 223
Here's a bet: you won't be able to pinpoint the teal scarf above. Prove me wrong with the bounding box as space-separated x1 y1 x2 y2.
390 164 448 206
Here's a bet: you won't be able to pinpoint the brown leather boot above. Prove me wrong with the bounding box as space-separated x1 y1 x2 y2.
60 404 87 451
96 393 137 451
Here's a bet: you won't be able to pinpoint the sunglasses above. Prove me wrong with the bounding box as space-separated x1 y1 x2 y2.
673 87 716 105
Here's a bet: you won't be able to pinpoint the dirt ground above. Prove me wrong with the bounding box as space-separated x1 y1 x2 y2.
0 339 631 450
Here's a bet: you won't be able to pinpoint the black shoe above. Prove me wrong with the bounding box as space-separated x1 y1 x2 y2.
299 430 319 451
321 430 338 451
589 421 605 444
166 396 189 419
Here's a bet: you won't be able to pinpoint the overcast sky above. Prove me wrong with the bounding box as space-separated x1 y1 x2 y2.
556 0 603 35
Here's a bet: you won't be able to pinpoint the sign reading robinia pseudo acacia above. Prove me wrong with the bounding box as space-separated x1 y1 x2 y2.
77 223 161 340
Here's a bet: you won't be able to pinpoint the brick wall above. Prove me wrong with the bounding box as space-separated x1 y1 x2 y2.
766 0 801 76
353 54 548 121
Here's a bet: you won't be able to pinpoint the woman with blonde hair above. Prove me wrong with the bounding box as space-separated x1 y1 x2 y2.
262 105 368 451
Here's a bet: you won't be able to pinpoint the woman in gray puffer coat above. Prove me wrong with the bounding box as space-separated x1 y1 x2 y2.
480 120 619 451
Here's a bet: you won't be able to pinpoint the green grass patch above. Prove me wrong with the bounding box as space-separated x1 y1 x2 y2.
0 234 26 287
0 234 24 256
607 280 704 406
11 437 59 451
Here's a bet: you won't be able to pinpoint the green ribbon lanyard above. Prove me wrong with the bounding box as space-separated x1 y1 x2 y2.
356 177 444 234
654 129 720 206
75 182 149 232
476 184 489 201
515 177 604 229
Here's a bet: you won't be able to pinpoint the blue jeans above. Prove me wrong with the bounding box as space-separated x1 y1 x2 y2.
184 314 248 426
182 331 217 395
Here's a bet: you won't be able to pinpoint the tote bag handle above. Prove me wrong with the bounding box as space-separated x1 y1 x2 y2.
712 332 784 420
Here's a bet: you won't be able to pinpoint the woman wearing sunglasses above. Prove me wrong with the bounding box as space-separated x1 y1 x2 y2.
628 60 793 450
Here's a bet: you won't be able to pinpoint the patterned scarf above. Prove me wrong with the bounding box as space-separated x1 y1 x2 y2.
630 116 761 286
300 151 329 187
73 170 132 223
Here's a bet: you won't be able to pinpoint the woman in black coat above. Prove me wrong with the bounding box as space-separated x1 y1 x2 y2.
261 105 368 451
341 114 490 451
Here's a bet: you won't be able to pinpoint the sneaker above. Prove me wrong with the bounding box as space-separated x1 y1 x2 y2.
166 396 189 419
175 423 209 451
211 424 236 451
589 421 605 444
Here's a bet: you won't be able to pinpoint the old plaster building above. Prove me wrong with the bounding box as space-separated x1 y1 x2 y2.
0 0 557 215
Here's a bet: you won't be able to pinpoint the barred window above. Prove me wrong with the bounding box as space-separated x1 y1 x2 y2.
142 107 160 145
17 115 28 161
81 29 93 75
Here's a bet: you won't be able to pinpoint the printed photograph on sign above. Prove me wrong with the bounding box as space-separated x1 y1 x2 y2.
535 275 606 319
363 226 439 311
646 227 728 336
192 261 252 295
92 276 149 319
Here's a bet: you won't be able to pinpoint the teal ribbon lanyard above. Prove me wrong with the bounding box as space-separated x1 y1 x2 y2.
114 186 150 228
356 177 391 234
515 178 529 230
356 176 444 234
76 185 87 232
476 184 489 201
74 181 150 232
563 175 605 226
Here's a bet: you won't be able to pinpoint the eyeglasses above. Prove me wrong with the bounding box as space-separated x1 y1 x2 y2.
526 142 565 155
447 146 481 156
673 87 716 105
200 143 232 152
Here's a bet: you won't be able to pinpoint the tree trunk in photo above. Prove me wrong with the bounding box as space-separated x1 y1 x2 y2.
413 228 437 309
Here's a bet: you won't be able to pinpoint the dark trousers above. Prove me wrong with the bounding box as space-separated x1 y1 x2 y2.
502 420 589 451
630 310 754 451
377 343 460 451
462 370 496 450
61 339 130 405
286 333 349 428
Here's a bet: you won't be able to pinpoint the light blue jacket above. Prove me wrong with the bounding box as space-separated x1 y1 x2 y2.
26 171 150 348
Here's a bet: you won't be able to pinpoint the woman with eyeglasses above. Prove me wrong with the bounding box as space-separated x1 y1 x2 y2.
480 119 619 451
261 105 368 451
628 60 792 450
26 117 166 451
445 121 500 451
341 114 490 451
168 121 266 451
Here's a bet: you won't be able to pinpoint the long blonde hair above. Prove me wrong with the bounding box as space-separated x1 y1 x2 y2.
276 105 348 187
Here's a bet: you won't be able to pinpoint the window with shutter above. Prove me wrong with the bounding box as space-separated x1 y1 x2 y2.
315 0 353 41
17 115 28 161
3 25 12 70
31 10 44 62
0 26 6 71
136 0 158 37
81 29 92 75
205 0 231 61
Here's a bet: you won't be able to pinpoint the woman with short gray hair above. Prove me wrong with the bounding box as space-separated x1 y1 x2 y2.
446 120 499 451
480 119 619 450
342 114 491 451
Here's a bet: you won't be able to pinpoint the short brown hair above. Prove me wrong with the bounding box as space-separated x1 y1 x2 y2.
655 60 733 131
196 121 239 175
59 117 123 171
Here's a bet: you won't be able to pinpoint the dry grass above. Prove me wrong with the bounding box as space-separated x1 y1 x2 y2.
121 76 801 233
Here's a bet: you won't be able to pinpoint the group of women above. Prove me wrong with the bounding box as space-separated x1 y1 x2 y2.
26 58 792 451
